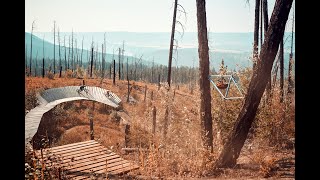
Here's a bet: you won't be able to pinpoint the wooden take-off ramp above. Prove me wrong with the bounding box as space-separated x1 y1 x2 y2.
35 140 139 179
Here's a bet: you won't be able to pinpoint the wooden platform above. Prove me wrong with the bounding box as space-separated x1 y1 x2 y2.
35 140 139 179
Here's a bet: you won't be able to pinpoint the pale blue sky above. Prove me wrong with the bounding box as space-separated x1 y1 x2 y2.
25 0 294 33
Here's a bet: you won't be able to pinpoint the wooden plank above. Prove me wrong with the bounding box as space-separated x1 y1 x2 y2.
62 154 121 170
44 151 119 167
66 158 133 178
37 141 99 156
33 140 139 178
39 146 109 162
67 158 127 174
40 147 106 163
35 140 98 156
44 140 96 151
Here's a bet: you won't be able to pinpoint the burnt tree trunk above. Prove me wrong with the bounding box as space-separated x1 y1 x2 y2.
167 0 178 87
158 73 161 90
127 58 130 103
71 30 74 72
214 0 293 168
113 59 116 85
64 36 67 72
279 38 284 103
253 0 260 69
118 48 121 80
102 44 105 79
196 0 213 152
29 21 35 76
42 35 45 78
287 9 294 94
90 47 94 78
163 107 169 139
263 0 272 100
260 0 263 48
68 36 70 70
53 21 56 74
152 106 156 135
58 28 62 78
81 36 84 67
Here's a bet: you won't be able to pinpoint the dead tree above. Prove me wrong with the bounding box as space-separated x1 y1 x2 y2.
214 0 293 168
90 45 94 78
58 28 62 78
53 21 56 74
42 35 45 78
81 36 84 67
101 33 106 79
152 106 157 134
144 85 147 102
263 0 272 100
127 58 130 102
64 36 67 72
25 45 28 73
71 30 74 72
151 57 154 83
279 38 284 103
113 59 116 85
163 107 169 139
252 0 261 69
196 0 213 152
122 41 125 80
167 0 178 87
68 36 71 70
287 6 294 95
29 20 35 76
35 50 38 77
118 48 121 80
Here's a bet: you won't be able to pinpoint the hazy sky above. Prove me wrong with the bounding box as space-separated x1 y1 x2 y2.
25 0 294 33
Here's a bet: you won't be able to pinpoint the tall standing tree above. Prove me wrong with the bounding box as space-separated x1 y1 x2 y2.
287 5 294 94
167 0 178 87
263 0 272 99
118 47 121 80
53 21 56 74
260 0 263 48
122 41 125 80
196 0 213 152
215 0 293 168
64 36 67 72
81 36 84 67
25 45 28 72
263 0 269 39
68 36 71 70
252 0 261 69
58 28 62 78
279 38 284 103
35 50 38 77
71 30 74 72
29 20 35 76
42 35 45 78
90 44 94 78
102 33 106 79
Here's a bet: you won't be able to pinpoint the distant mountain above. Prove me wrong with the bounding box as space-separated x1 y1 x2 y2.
25 32 153 68
26 31 295 73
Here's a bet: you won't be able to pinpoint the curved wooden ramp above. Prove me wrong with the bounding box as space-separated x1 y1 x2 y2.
35 140 139 179
25 86 122 147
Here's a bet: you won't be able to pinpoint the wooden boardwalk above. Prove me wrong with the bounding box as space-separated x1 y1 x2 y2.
25 86 122 147
35 140 139 179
